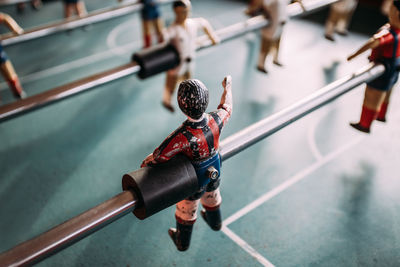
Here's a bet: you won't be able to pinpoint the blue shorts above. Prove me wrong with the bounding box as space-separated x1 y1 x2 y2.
64 0 79 3
192 153 221 189
367 57 400 91
0 44 8 64
141 1 160 20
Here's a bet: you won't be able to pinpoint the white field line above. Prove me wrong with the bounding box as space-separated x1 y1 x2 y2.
223 136 364 226
221 226 275 267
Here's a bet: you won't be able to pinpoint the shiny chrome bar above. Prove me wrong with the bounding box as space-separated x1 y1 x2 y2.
219 63 385 161
0 191 137 267
0 62 140 122
1 0 173 46
197 0 339 49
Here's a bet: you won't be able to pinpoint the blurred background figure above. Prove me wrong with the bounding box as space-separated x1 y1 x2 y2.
16 0 42 13
0 13 26 100
246 0 304 73
140 0 164 48
324 0 358 41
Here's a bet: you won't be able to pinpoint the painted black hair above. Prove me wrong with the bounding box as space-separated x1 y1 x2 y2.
177 79 209 120
173 0 189 9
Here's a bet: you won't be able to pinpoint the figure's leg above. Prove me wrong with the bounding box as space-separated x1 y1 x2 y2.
17 3 26 13
153 18 164 44
200 186 222 231
377 88 393 122
65 3 74 19
1 61 26 99
350 86 386 133
31 0 42 10
257 37 271 73
381 0 391 15
324 6 339 41
162 72 179 112
335 11 348 35
169 195 201 251
142 20 152 48
336 7 356 36
75 1 87 17
272 36 283 67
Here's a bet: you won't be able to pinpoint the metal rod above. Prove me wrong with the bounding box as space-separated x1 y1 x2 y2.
1 0 173 47
0 62 386 266
219 63 385 161
197 0 339 50
0 62 140 122
0 0 336 123
0 191 137 267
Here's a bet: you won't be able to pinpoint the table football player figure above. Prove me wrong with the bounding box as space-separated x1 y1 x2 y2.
348 0 400 133
324 0 358 41
141 75 233 251
246 0 305 73
0 13 26 100
161 0 220 112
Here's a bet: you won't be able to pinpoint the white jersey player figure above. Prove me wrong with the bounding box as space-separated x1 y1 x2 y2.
324 0 358 41
161 0 220 112
246 0 305 74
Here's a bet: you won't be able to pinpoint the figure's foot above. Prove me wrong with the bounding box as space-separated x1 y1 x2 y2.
201 209 222 231
168 228 189 251
31 0 42 10
324 34 335 42
376 117 386 122
349 122 370 134
257 66 268 74
162 101 175 112
273 60 284 67
18 90 27 99
336 30 348 36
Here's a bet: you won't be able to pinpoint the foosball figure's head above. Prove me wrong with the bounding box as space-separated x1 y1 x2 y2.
390 0 400 28
177 79 209 120
173 0 191 23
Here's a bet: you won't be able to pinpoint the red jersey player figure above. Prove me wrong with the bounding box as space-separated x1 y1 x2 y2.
141 0 164 48
141 75 233 251
162 0 220 112
348 0 400 133
118 0 164 48
246 0 305 73
0 13 26 101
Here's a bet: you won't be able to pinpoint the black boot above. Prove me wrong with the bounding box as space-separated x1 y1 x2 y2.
168 222 193 251
201 208 222 231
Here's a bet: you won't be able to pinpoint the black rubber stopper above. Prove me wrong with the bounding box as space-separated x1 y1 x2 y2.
132 43 180 79
122 155 198 220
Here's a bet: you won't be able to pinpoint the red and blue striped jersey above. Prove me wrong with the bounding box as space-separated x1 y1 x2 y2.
145 104 231 165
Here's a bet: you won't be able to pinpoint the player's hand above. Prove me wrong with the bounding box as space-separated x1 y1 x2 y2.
16 27 24 35
212 36 221 45
347 54 356 61
222 75 232 89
